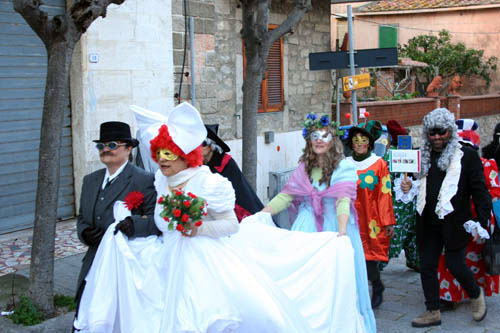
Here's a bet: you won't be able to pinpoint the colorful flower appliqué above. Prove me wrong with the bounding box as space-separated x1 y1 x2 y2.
368 220 381 239
359 170 378 191
381 175 392 195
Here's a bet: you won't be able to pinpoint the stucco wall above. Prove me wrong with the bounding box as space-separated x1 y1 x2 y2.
331 5 500 93
70 0 174 207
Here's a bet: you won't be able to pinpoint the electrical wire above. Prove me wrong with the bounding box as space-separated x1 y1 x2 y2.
352 16 500 35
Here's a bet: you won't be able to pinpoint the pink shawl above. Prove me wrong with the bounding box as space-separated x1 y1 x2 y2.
281 162 357 232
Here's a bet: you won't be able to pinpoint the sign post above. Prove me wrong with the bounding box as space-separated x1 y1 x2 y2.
309 5 398 125
347 5 357 124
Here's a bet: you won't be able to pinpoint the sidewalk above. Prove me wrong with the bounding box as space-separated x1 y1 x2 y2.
0 219 86 277
0 224 499 332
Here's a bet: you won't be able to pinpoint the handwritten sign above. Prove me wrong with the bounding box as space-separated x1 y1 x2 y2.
389 149 421 173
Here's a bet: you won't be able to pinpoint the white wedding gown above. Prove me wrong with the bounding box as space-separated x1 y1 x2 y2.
74 166 366 333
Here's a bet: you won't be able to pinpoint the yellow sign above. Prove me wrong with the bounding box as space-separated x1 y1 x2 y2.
342 73 371 92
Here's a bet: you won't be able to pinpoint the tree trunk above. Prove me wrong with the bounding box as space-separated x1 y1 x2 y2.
29 41 75 316
14 0 125 316
240 0 310 190
241 65 262 191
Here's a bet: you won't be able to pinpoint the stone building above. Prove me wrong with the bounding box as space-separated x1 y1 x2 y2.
171 0 333 200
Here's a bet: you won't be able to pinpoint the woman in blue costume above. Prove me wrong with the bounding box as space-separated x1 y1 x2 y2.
263 113 376 333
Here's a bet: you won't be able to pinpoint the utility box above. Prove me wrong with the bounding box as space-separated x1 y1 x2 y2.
264 131 274 144
268 168 295 229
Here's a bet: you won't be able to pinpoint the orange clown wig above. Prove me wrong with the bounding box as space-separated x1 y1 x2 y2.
149 124 204 167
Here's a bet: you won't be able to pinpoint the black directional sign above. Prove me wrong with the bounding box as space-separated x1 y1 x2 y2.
309 47 398 71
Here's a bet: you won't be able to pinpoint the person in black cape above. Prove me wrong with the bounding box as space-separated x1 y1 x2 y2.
202 124 264 222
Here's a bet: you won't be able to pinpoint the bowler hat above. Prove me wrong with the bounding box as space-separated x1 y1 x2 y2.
205 124 230 153
94 121 139 147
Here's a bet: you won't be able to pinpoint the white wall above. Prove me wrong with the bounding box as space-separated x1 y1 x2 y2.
226 130 305 203
71 0 174 207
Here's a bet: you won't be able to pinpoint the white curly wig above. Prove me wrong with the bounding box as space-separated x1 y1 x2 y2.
419 108 460 178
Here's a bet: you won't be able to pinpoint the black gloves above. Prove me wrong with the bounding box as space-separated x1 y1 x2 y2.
114 216 135 237
81 226 105 247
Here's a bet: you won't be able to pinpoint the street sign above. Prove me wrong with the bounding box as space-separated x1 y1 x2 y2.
309 47 398 71
342 73 370 91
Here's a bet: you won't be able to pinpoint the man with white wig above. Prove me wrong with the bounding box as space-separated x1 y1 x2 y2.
412 108 492 327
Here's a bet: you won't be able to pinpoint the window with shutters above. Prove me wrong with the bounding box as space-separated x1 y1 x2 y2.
379 25 398 48
243 25 284 113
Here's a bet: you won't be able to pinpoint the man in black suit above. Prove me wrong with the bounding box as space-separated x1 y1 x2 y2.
75 121 160 313
412 108 492 327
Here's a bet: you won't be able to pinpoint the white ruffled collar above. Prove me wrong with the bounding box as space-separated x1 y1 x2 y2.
154 166 212 195
166 166 202 187
346 153 380 171
417 147 463 219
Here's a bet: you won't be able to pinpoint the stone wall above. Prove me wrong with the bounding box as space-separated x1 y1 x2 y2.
171 0 332 139
171 0 333 199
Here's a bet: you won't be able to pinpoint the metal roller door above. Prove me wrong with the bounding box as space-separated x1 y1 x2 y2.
0 0 75 234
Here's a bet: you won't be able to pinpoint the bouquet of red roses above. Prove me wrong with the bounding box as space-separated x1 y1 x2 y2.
158 189 207 235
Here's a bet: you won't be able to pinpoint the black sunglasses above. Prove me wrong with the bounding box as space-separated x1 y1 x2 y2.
428 128 448 136
96 141 127 151
202 140 208 147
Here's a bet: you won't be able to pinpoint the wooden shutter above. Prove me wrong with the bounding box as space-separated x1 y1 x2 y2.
243 25 284 113
261 38 284 112
379 25 398 48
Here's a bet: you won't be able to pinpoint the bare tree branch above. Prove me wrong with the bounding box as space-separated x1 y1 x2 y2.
268 0 311 45
13 0 50 43
70 0 125 33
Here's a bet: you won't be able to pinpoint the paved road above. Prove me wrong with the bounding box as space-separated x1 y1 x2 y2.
376 254 500 332
2 252 500 332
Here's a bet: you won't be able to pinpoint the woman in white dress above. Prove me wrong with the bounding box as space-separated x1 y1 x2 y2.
74 103 366 333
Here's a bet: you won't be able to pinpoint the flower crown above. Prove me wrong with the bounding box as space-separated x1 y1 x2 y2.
302 113 343 138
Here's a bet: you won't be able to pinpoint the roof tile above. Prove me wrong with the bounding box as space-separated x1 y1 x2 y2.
358 0 500 12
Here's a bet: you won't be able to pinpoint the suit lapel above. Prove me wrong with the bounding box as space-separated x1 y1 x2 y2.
102 163 133 208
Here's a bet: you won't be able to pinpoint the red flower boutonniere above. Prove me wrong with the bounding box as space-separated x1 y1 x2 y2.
124 191 145 211
158 188 207 236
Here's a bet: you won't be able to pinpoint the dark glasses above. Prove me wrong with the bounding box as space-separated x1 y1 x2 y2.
428 128 448 136
201 141 208 147
95 141 127 150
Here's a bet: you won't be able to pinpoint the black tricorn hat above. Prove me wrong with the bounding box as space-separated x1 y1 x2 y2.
205 124 230 153
93 121 139 147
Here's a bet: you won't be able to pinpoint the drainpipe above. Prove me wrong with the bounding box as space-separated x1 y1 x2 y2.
190 16 196 107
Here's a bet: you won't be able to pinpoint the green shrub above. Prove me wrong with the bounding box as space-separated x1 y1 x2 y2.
7 294 76 326
54 294 76 312
8 295 44 326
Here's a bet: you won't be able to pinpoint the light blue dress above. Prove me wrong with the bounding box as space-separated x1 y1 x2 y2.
291 159 376 333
